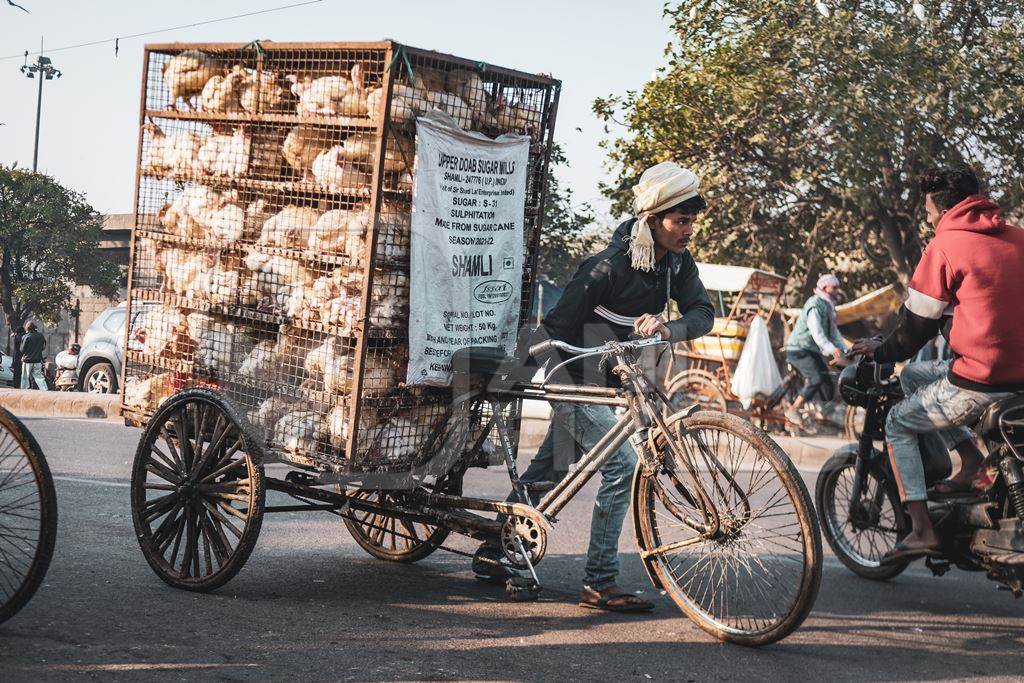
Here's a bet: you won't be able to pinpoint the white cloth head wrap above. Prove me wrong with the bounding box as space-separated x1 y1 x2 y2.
628 162 701 271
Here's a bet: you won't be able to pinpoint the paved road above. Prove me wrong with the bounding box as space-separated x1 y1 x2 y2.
1 417 1022 681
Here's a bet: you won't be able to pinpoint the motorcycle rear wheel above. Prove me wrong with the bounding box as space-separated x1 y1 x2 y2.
816 451 909 580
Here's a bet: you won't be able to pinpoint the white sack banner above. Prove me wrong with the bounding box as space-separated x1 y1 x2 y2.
407 110 530 386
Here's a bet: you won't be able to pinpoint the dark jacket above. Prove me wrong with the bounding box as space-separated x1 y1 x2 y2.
535 219 714 386
20 330 46 364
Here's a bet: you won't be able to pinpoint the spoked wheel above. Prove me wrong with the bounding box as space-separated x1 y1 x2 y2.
815 449 909 580
130 388 265 592
343 471 462 563
0 407 57 624
634 410 822 646
666 369 728 413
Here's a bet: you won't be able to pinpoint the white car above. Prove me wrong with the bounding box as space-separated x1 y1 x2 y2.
1 351 13 386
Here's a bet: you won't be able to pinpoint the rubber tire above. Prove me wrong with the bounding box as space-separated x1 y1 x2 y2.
0 406 58 624
634 410 822 647
815 451 909 581
130 388 265 592
343 471 463 563
82 362 118 395
665 369 728 413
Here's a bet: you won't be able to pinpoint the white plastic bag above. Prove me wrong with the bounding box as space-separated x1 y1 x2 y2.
729 316 782 409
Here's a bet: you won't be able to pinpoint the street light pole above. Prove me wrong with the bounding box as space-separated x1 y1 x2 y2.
20 42 62 172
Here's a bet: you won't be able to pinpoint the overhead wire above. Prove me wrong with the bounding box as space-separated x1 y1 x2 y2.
0 0 324 62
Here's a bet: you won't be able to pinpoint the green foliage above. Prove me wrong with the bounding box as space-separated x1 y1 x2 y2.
0 165 121 331
594 1 1024 297
537 144 601 286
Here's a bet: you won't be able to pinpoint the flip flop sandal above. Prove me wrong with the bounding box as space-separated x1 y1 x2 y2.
578 591 655 613
881 542 940 565
930 479 974 496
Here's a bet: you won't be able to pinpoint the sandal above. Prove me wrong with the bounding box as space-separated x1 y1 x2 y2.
881 541 940 565
578 586 654 613
930 478 974 497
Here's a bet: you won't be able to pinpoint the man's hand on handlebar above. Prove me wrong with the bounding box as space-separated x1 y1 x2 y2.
849 337 883 359
634 313 670 341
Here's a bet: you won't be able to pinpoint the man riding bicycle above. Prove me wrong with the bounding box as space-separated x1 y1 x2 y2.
852 166 1024 563
785 273 847 426
474 162 714 611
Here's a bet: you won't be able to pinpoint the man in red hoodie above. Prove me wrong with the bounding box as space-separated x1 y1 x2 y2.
852 166 1024 562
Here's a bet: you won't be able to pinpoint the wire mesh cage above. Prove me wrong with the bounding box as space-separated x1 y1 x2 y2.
122 40 560 478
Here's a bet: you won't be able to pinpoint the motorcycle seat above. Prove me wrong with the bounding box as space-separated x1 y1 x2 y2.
976 393 1024 442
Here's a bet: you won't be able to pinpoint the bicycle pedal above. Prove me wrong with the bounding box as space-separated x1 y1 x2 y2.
506 576 541 602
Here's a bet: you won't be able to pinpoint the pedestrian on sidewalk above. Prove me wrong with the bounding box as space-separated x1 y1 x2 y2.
20 321 49 391
9 328 24 388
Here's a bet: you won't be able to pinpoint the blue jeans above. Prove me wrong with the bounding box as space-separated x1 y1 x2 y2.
520 402 638 590
886 360 1012 502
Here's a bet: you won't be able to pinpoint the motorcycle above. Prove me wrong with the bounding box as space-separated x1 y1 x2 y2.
53 344 80 392
815 360 1024 595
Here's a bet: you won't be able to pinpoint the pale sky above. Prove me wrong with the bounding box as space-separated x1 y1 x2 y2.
0 0 672 218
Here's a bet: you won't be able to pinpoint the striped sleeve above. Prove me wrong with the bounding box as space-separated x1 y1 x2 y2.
905 244 953 319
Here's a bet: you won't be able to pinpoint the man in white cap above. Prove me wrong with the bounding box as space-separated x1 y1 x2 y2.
784 273 847 425
473 162 714 612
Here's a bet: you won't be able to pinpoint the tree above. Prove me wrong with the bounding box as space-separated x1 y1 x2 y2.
537 144 600 286
0 165 121 335
594 1 1024 296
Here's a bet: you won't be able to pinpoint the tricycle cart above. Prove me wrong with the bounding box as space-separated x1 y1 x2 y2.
123 41 821 646
664 263 863 437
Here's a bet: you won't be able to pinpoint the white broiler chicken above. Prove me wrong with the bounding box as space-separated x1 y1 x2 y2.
258 205 322 249
247 395 298 435
162 249 210 297
339 131 412 173
142 123 203 177
303 336 344 380
366 83 428 123
124 373 175 413
425 90 474 130
370 272 408 330
200 65 247 113
136 307 186 358
375 415 422 462
311 146 371 192
446 69 496 128
238 335 294 382
294 74 350 116
495 95 544 137
206 202 246 243
244 248 312 312
307 206 369 255
376 199 411 261
186 312 253 374
289 268 361 325
315 343 397 396
282 125 335 179
273 410 325 460
197 127 251 178
240 70 293 113
160 185 226 239
337 63 369 117
325 407 381 451
200 256 257 307
162 50 221 109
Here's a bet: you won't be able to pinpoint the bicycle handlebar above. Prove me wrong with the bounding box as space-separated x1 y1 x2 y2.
529 337 666 359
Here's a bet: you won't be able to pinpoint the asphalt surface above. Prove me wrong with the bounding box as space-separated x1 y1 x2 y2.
2 417 1022 682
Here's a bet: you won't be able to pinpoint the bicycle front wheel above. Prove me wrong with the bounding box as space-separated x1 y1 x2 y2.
0 406 58 624
633 411 821 646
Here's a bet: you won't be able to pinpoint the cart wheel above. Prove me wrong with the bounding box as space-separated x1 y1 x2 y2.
666 369 728 413
130 388 265 592
343 471 462 563
0 406 57 625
